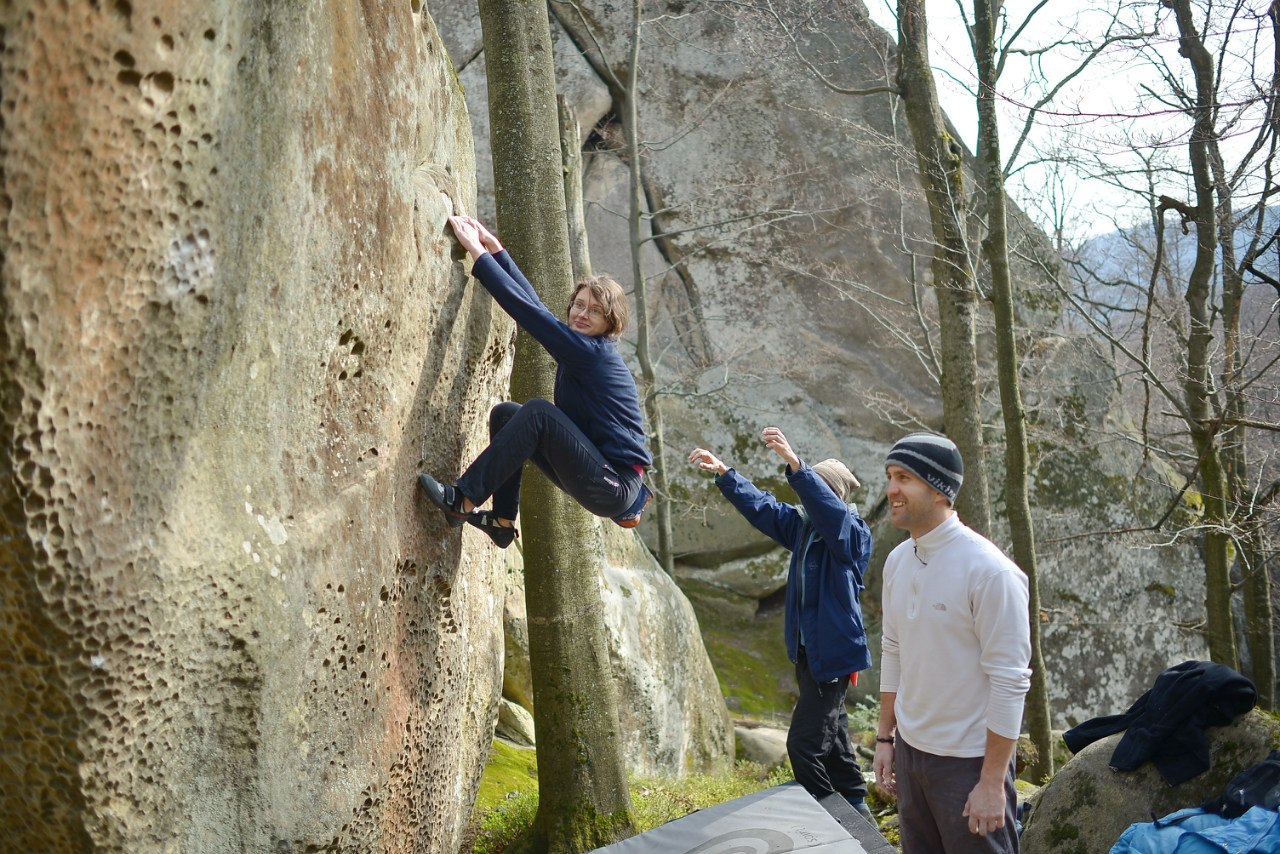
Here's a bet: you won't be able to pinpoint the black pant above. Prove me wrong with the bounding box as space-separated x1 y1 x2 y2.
455 399 640 521
788 647 867 802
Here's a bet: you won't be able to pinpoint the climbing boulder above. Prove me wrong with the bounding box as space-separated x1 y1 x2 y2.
1020 709 1280 853
0 4 506 852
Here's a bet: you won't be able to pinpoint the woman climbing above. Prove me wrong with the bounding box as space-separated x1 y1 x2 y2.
417 215 652 548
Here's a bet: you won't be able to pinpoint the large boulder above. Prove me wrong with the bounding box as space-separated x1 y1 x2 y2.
1016 337 1210 727
1020 709 1280 853
502 522 735 777
599 523 736 776
0 4 507 852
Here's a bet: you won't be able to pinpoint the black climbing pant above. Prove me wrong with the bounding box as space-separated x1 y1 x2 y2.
455 398 641 522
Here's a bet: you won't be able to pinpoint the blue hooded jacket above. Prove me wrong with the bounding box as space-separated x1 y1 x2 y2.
714 463 872 682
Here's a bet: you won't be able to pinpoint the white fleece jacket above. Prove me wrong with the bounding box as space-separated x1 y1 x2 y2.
879 513 1032 757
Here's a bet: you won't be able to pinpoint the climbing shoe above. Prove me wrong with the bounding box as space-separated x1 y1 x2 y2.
467 510 518 549
612 484 651 529
418 473 469 527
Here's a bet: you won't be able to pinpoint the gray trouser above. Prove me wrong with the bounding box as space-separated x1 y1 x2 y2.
895 736 1018 854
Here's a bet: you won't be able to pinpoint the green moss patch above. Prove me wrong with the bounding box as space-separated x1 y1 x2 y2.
473 739 538 814
677 579 797 720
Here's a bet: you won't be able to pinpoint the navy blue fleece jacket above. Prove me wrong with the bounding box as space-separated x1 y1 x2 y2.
714 463 872 682
470 251 651 471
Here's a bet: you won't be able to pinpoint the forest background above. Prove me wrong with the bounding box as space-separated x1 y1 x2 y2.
1 0 1277 853
446 0 1280 848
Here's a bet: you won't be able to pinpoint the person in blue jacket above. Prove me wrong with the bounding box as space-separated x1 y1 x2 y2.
417 215 652 548
690 428 873 819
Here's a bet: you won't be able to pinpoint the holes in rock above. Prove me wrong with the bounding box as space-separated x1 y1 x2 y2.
150 71 174 93
159 34 173 51
117 69 142 88
204 28 215 41
113 50 135 67
111 0 132 23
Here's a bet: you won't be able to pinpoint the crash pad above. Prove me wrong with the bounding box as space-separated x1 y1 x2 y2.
591 783 895 853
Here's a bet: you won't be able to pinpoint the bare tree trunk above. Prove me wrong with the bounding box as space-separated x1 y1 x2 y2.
549 0 673 572
1204 9 1276 703
558 96 592 281
895 0 991 536
477 1 637 850
1214 183 1273 703
971 0 1054 781
1240 522 1276 708
1168 0 1238 670
621 1 675 574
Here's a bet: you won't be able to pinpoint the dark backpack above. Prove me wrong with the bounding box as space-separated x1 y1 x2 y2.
1201 750 1280 819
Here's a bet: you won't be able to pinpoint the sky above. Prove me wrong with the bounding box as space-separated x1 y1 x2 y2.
861 0 1274 242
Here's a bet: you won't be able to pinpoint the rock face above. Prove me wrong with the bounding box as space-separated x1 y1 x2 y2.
1015 337 1210 727
599 523 736 777
502 522 735 777
1020 709 1280 853
0 4 507 852
735 723 790 770
436 1 1212 721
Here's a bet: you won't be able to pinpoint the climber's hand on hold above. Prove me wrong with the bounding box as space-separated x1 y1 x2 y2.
447 215 485 259
470 217 504 254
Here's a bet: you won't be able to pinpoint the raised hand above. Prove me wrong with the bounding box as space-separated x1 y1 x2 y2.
688 447 728 476
761 427 800 469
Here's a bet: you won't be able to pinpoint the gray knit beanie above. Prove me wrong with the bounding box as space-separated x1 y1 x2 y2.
812 459 860 503
884 433 964 502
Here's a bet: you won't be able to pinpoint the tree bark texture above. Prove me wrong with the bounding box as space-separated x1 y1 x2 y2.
971 0 1054 781
478 1 637 850
895 0 991 536
558 96 593 281
1169 0 1238 670
621 2 675 575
